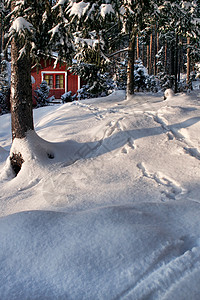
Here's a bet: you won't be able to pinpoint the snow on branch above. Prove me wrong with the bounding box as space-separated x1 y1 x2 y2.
52 0 67 10
68 1 90 18
9 16 34 35
100 4 114 19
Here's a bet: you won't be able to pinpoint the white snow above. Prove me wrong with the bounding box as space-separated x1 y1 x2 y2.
100 4 115 18
0 89 200 299
9 17 34 34
69 1 90 18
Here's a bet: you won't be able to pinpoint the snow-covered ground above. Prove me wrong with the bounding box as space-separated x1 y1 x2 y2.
0 89 200 299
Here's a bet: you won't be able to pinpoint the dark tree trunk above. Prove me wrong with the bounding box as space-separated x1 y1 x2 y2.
149 32 153 75
154 26 157 76
170 43 175 77
147 43 150 73
164 40 167 73
186 37 191 87
10 37 34 140
178 37 182 82
136 34 139 60
174 32 179 93
10 0 34 175
127 29 136 96
0 6 3 73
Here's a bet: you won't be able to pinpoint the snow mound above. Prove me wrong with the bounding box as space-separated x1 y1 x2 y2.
164 88 175 99
1 201 200 300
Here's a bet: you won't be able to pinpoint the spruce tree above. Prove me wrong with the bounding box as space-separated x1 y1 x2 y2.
4 0 73 175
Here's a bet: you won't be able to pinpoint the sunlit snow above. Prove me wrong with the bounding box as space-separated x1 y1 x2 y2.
0 90 200 299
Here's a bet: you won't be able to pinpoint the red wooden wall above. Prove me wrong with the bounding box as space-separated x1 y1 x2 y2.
31 58 79 103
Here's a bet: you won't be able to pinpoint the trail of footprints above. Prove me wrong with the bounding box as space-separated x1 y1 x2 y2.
137 162 186 200
102 118 136 155
146 111 200 161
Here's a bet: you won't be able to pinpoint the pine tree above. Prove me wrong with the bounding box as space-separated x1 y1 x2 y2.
4 0 73 175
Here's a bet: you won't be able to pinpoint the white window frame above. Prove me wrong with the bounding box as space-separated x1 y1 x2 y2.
41 71 67 92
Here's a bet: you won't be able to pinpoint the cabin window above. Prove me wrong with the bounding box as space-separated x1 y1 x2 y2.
44 74 53 89
43 73 65 89
55 74 64 89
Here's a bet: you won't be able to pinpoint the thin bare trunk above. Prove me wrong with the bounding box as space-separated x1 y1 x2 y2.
186 37 191 86
154 26 157 76
136 35 139 60
0 6 3 73
174 32 179 93
164 40 167 73
127 30 136 96
178 37 182 82
149 32 153 75
147 44 149 73
156 31 159 74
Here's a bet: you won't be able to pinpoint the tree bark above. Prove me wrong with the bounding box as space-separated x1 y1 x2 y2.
174 32 179 93
147 43 149 73
154 26 157 76
10 0 34 175
127 29 136 96
164 40 167 73
0 4 3 73
186 37 191 86
10 36 34 140
149 32 153 75
136 34 139 60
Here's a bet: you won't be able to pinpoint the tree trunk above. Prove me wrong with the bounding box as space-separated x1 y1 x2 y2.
136 34 139 60
149 32 153 75
156 31 159 74
186 37 191 87
10 36 34 140
127 29 136 97
10 0 34 175
164 40 167 73
154 26 157 76
0 5 3 73
147 44 149 73
174 32 179 93
178 37 182 82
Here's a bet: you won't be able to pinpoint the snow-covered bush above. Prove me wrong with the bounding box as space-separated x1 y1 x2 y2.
158 72 175 91
0 86 10 114
61 91 76 103
134 61 148 91
34 81 50 107
145 75 159 93
114 59 127 90
69 63 115 98
0 60 11 114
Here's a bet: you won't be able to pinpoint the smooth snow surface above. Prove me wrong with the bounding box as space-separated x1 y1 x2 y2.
0 90 200 299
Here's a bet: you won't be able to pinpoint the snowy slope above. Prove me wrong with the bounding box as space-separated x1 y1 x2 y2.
0 90 200 299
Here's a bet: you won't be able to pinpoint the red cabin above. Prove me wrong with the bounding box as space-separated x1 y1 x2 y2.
31 56 81 103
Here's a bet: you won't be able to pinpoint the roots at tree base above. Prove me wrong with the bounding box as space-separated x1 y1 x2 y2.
10 153 24 176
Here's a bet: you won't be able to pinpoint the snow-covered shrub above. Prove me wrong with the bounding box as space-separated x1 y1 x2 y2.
34 81 50 107
69 63 115 98
134 61 147 91
61 91 76 103
114 59 127 90
77 85 90 100
145 75 159 93
0 86 10 114
0 60 11 114
158 72 175 91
